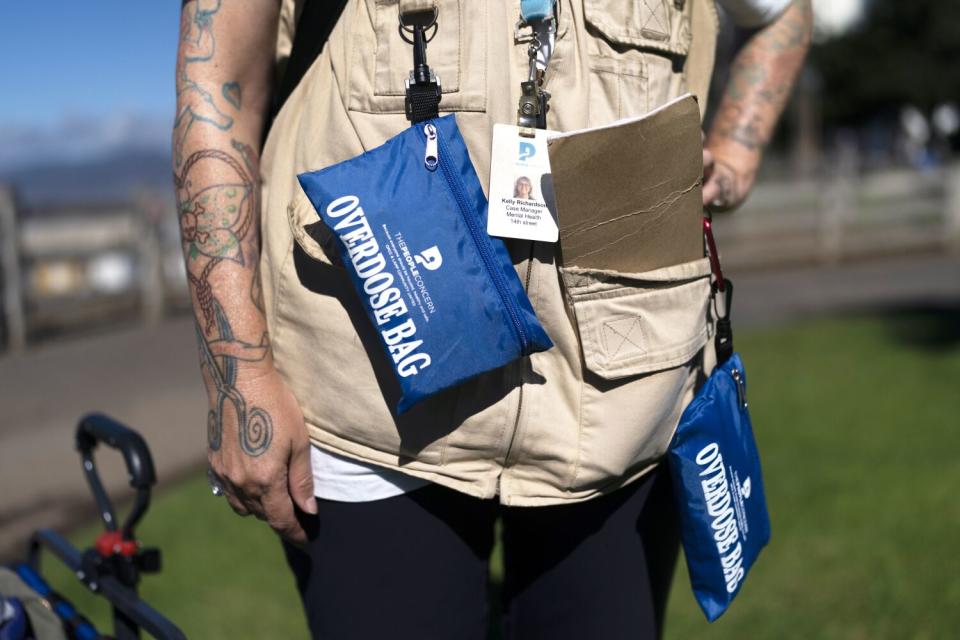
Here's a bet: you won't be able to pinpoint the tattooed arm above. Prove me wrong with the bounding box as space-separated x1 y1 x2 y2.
174 0 316 543
702 0 813 211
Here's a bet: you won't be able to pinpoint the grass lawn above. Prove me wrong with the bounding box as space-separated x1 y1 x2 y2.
37 311 960 639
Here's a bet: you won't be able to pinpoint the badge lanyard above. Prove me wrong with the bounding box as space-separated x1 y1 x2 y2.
516 0 558 131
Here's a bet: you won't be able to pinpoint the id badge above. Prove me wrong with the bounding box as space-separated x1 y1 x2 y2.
487 124 559 243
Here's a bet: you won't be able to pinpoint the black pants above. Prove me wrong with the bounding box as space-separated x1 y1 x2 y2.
283 466 679 640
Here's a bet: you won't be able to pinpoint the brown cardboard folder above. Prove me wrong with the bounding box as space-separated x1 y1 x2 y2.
547 94 704 273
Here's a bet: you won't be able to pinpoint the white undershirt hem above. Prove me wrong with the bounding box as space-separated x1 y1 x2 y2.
310 444 431 502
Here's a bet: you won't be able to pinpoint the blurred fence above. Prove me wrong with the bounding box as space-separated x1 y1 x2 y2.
0 188 188 351
3 160 960 352
716 160 960 269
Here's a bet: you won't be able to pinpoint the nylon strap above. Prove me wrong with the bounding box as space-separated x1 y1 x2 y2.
406 82 441 123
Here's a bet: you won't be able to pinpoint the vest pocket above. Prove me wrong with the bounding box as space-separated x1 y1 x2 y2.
583 0 692 58
583 0 691 119
286 188 340 267
561 258 710 491
271 191 455 464
348 0 487 114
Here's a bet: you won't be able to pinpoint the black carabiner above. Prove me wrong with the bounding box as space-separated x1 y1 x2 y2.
400 9 442 123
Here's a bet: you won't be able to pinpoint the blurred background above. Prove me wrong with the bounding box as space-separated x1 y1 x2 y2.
1 1 958 638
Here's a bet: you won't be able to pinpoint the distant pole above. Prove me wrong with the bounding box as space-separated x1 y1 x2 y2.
792 67 822 180
819 133 858 264
135 191 165 326
946 163 960 252
0 187 27 352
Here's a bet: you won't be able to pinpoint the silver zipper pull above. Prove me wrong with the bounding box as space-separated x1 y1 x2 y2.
731 368 748 410
423 123 438 171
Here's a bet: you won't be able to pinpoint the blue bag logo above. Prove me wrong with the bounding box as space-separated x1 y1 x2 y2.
414 246 443 271
518 141 536 162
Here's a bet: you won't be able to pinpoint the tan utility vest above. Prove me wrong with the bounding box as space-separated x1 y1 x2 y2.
261 0 720 506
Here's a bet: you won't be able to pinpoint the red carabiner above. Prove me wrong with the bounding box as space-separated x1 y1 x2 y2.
703 216 725 292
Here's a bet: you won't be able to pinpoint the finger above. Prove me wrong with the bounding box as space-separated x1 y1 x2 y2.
261 487 309 546
702 148 715 178
288 439 318 516
702 175 721 208
208 463 252 516
221 476 265 519
223 490 252 517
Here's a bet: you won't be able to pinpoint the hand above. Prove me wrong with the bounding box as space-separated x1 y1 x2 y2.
207 366 316 545
702 146 757 213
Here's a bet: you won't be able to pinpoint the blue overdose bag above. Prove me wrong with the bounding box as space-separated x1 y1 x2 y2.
667 281 771 621
297 114 552 413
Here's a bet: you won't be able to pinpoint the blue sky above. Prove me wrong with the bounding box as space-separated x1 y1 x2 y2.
0 1 180 128
0 0 864 170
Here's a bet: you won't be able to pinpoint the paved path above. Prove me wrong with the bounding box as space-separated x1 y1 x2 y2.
0 319 207 560
734 252 960 328
2 251 959 560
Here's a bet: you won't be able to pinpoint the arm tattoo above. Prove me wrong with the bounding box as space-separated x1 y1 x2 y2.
175 140 272 457
176 140 273 457
710 0 813 153
222 82 242 110
175 1 273 457
174 142 256 331
197 301 273 456
174 0 242 167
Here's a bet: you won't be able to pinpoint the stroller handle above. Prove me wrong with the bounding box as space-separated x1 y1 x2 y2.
76 413 157 535
77 413 157 489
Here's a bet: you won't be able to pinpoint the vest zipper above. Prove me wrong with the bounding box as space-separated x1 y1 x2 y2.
423 122 531 353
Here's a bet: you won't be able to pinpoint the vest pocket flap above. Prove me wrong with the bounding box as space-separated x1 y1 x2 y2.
584 0 691 57
349 0 487 114
563 258 710 380
287 189 339 265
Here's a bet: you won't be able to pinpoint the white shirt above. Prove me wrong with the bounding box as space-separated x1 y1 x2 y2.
311 446 429 502
718 0 793 28
311 0 795 503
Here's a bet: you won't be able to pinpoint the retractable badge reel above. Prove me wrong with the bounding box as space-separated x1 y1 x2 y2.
401 6 442 124
516 0 558 130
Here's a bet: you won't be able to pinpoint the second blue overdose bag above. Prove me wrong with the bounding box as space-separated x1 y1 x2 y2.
667 352 771 621
297 114 552 413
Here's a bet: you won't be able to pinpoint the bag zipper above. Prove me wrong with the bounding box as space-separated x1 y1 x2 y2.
423 124 439 171
422 122 530 352
731 367 748 409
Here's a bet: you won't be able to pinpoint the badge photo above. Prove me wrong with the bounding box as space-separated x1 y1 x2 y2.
487 124 559 243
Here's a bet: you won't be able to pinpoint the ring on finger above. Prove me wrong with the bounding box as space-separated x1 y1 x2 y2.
207 467 226 497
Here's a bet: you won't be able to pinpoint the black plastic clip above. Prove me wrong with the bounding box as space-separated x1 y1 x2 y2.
400 9 441 123
714 280 734 366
